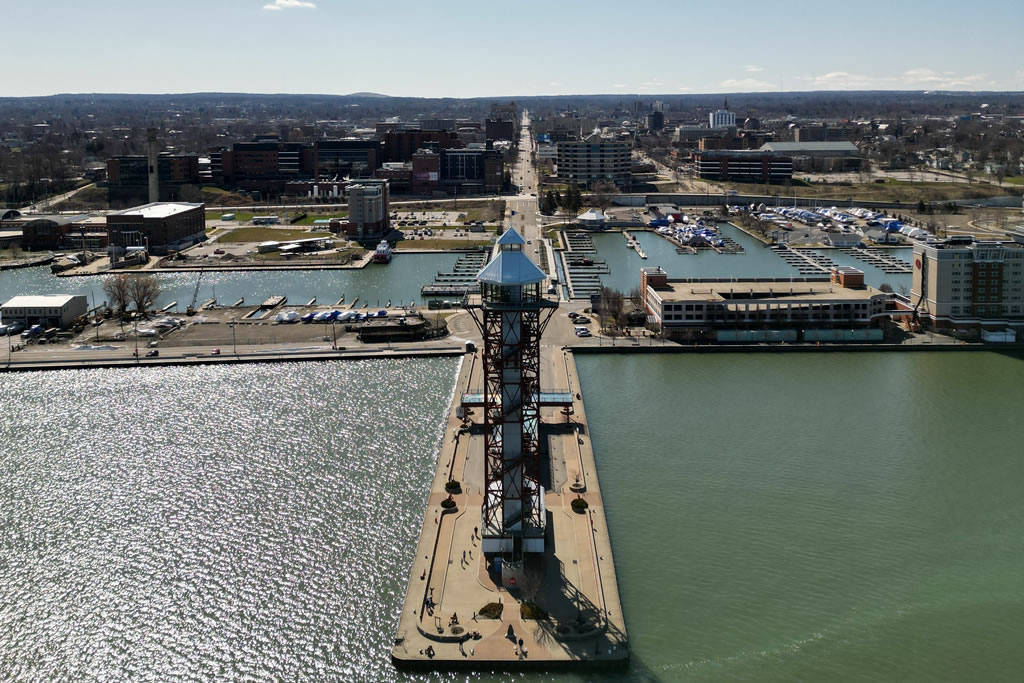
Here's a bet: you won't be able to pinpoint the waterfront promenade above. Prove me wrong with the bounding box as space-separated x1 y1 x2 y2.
391 346 628 671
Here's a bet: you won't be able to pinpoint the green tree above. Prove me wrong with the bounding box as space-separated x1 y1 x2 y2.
541 190 557 216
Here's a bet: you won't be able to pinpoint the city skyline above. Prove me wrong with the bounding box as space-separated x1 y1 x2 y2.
3 0 1023 98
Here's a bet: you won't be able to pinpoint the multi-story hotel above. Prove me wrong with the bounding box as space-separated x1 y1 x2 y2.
555 136 631 189
345 180 390 240
910 235 1024 330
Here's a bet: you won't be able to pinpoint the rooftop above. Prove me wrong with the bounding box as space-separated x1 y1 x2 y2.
653 279 883 303
2 294 83 309
112 202 203 219
761 141 859 153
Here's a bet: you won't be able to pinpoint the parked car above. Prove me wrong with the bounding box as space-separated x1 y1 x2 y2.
213 248 225 254
574 316 591 324
574 327 592 337
145 349 159 357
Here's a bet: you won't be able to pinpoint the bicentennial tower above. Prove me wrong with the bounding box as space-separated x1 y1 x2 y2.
467 229 556 582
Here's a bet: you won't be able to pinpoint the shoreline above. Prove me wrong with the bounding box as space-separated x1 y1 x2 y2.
570 341 1024 354
0 344 467 373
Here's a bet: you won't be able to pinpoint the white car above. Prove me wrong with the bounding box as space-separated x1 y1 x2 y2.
574 327 592 337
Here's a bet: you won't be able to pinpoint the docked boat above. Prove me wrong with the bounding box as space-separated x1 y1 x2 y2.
373 240 393 264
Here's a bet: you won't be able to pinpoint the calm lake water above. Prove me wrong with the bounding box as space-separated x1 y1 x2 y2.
592 225 911 295
0 252 458 312
3 352 1022 681
577 351 1024 682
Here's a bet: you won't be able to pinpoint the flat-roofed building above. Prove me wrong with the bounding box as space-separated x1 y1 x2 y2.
106 202 205 255
696 150 793 183
640 266 890 340
6 214 92 251
315 139 381 178
107 154 200 203
345 180 390 240
759 141 861 172
1 294 88 329
910 236 1024 331
556 136 631 189
439 147 504 194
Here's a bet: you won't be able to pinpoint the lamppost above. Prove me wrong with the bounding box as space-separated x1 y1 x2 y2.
134 318 139 363
232 318 237 356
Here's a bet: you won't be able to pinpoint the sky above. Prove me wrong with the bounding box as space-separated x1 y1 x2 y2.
2 0 1023 98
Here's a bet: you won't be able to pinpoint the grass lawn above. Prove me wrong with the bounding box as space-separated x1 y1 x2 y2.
219 228 333 243
397 239 491 250
696 177 1011 203
207 211 255 222
1003 176 1024 185
292 213 347 225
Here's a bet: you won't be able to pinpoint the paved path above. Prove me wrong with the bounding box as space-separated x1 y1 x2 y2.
392 346 628 670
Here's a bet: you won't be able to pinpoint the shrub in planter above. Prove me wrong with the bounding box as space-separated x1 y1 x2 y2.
520 602 548 620
440 498 457 509
478 602 503 619
571 497 589 513
445 480 461 493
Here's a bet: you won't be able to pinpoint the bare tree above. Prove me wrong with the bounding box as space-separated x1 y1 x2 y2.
102 273 132 318
127 275 161 316
591 180 618 214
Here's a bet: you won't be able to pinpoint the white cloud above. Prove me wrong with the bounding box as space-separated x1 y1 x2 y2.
797 68 992 90
719 78 773 91
610 83 628 89
901 68 988 89
743 65 763 73
799 71 880 89
264 0 316 10
549 81 560 87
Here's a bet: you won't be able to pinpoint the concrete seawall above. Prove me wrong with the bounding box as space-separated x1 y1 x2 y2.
570 341 1024 355
0 345 466 374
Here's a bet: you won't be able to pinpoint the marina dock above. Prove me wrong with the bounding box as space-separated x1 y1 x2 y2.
421 252 488 297
622 230 647 259
836 247 913 274
392 347 628 671
773 245 835 274
560 232 608 299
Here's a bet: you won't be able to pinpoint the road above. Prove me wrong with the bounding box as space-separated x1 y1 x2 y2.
505 110 541 250
19 182 96 213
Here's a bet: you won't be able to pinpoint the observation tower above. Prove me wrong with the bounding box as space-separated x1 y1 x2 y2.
466 228 556 584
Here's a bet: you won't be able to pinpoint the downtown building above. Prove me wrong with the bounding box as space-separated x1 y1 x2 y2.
439 145 504 195
555 136 632 189
106 202 206 255
695 149 793 183
344 180 390 240
909 235 1024 332
107 154 200 203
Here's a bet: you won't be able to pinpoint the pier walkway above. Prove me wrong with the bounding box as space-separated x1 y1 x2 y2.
392 347 628 671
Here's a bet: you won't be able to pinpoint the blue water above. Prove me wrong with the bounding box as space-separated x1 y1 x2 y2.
0 253 458 312
591 225 911 294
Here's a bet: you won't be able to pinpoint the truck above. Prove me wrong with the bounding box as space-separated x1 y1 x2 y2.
21 324 43 340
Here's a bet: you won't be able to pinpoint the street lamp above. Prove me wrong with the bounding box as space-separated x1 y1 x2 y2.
232 318 237 356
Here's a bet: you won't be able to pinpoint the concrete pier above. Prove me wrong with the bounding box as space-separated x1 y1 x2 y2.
392 347 628 671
